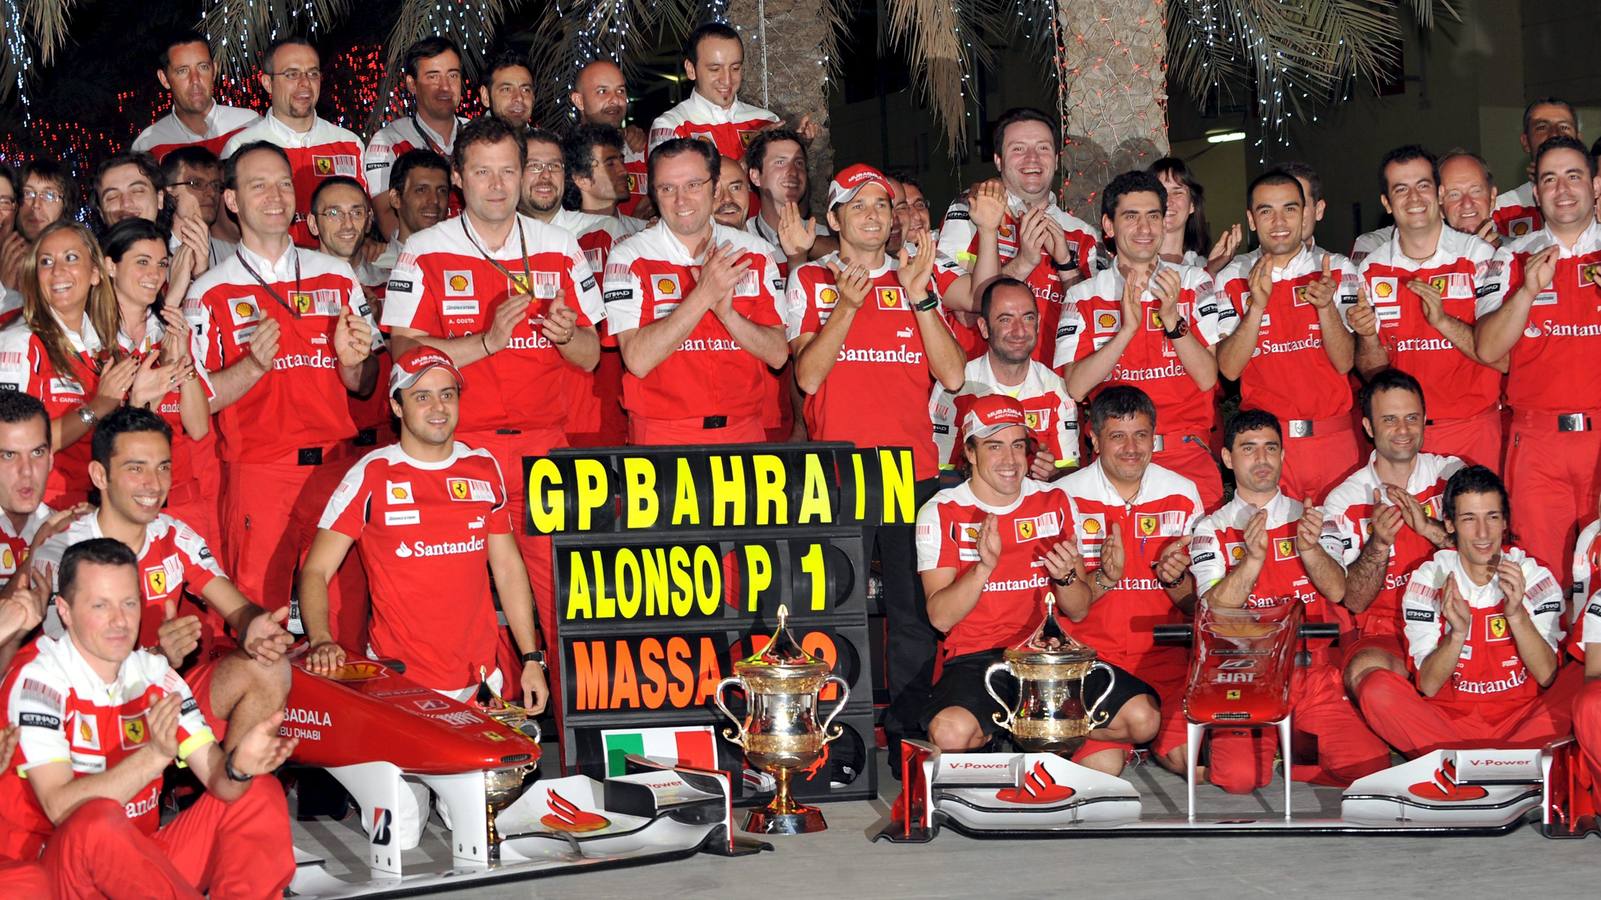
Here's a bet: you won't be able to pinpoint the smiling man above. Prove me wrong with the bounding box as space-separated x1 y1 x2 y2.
1493 98 1581 240
365 37 467 240
648 23 815 162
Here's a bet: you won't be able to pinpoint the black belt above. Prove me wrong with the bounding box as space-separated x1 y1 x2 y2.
495 428 523 435
703 416 727 429
352 428 378 447
297 447 324 466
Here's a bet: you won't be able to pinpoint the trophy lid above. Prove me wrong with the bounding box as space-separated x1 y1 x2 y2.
733 605 831 678
1002 596 1098 664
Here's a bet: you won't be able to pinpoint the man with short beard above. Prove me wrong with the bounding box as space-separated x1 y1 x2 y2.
712 156 752 228
562 124 643 229
480 53 534 130
366 37 467 240
1352 146 1504 470
932 277 1078 477
571 59 651 217
1214 170 1359 500
132 29 259 160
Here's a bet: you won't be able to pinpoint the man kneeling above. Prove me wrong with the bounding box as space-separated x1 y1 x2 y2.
915 395 1159 774
1 538 296 896
1355 465 1576 756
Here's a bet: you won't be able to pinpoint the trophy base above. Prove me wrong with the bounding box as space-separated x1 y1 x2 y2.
744 805 827 835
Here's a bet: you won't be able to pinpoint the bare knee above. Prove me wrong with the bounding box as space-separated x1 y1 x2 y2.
927 708 987 751
1076 748 1127 776
1100 696 1160 745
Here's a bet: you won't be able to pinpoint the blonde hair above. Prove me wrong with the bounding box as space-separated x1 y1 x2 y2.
20 220 120 381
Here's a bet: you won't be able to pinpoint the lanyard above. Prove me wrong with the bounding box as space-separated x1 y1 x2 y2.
235 248 304 318
460 218 535 298
411 115 447 156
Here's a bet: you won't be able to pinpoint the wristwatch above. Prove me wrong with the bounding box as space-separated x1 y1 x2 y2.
1161 314 1190 341
224 748 253 783
1050 570 1078 587
913 294 940 312
76 405 97 426
521 650 547 669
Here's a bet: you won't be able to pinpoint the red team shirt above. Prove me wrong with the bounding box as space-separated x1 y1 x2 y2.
1320 452 1463 638
647 92 780 162
930 355 1079 471
1053 263 1227 438
0 320 107 505
118 313 216 506
382 214 605 434
188 245 381 463
602 223 785 422
550 209 642 443
318 443 512 690
1 638 215 850
1356 227 1501 423
131 104 259 160
0 506 49 583
221 115 367 247
363 115 463 197
1481 221 1601 413
934 192 1101 365
1061 460 1202 681
787 253 947 480
1213 247 1359 422
915 479 1075 660
1493 182 1541 241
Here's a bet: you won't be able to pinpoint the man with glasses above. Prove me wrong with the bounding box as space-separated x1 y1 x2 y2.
15 160 75 243
366 37 467 242
162 146 240 264
132 29 260 161
221 36 367 248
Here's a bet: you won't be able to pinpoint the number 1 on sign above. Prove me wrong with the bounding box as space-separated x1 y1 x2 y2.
800 543 826 611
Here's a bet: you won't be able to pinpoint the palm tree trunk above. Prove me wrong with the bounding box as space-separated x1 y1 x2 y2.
1056 0 1170 218
725 0 835 191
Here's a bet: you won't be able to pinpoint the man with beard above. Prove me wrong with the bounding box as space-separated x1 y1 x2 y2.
1214 171 1359 500
1493 98 1580 240
375 150 451 270
162 147 240 263
745 129 834 271
480 53 534 131
132 30 259 161
712 156 752 228
562 124 644 229
221 37 368 247
648 24 816 160
1054 170 1228 508
936 109 1103 361
366 38 467 240
571 59 652 218
1476 135 1601 582
1352 146 1504 469
788 165 964 745
604 138 787 444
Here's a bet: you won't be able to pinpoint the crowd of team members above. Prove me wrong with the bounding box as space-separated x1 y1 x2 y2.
0 15 1597 895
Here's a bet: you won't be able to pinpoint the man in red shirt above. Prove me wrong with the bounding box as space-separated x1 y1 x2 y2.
604 138 789 444
648 23 812 161
1572 524 1601 784
1061 385 1204 773
1475 134 1601 582
187 141 378 633
935 108 1102 346
1214 171 1359 500
384 115 603 653
480 53 534 131
1320 368 1461 695
1186 409 1387 792
1 538 296 895
1354 466 1575 756
788 163 964 745
221 37 367 248
366 37 467 241
1493 98 1580 240
571 59 651 218
1351 145 1504 468
1054 171 1227 508
131 29 259 161
916 395 1159 772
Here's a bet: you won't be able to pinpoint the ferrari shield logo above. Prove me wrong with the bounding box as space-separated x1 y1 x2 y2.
1138 515 1158 536
450 479 470 500
509 273 531 296
1226 689 1242 700
121 714 148 749
145 567 168 596
1275 537 1296 561
1015 519 1036 541
313 156 333 176
877 287 904 310
1583 263 1600 287
1487 614 1510 641
738 129 759 147
1024 410 1041 430
293 292 314 315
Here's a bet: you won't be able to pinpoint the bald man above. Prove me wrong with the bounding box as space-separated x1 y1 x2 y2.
570 60 649 218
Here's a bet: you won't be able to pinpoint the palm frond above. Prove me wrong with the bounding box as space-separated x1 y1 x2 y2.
527 0 699 129
0 0 31 106
199 0 353 81
883 0 1003 153
367 0 528 133
20 0 79 66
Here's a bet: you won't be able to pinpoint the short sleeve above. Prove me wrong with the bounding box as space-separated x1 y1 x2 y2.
1476 245 1518 318
1401 563 1446 669
318 461 374 537
561 236 606 329
363 130 398 197
914 500 946 572
1521 559 1565 652
602 248 645 335
1189 517 1227 596
380 244 430 332
5 664 69 771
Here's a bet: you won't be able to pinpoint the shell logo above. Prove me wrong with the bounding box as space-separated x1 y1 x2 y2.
1096 312 1117 328
448 274 470 292
391 486 408 500
1513 221 1531 236
1374 281 1394 299
1082 518 1101 535
656 277 676 293
964 525 980 539
235 302 254 318
819 287 839 306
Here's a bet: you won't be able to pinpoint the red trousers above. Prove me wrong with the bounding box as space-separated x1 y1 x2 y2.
1152 435 1223 511
1206 663 1389 793
565 350 628 448
1278 420 1363 504
0 862 49 899
40 779 292 899
1504 412 1601 581
1572 678 1601 784
1355 666 1580 758
1426 408 1505 473
221 453 367 647
627 414 766 446
1076 655 1187 763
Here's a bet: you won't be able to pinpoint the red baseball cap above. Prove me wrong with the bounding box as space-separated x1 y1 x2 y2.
962 395 1027 441
390 346 464 393
828 163 894 207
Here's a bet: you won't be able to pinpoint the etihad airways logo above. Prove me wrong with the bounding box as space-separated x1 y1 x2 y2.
394 535 486 558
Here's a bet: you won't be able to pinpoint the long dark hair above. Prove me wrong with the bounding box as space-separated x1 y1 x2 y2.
1149 157 1211 257
20 220 119 380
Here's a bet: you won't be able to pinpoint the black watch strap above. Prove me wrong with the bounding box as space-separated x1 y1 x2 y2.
1161 314 1189 340
522 650 547 667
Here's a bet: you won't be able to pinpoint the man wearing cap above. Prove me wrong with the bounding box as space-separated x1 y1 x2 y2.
916 394 1160 773
788 163 965 745
605 138 788 444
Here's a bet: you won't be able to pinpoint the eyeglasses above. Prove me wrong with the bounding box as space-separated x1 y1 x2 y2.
317 207 370 223
174 179 224 194
655 179 711 199
524 161 563 176
22 189 62 204
267 68 322 84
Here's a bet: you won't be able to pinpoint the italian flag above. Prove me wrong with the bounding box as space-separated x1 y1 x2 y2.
599 725 718 777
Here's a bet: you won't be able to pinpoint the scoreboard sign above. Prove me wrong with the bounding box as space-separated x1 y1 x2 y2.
526 443 912 805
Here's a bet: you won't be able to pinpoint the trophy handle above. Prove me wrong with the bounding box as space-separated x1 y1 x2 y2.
983 662 1014 730
1084 661 1117 729
712 676 748 745
819 674 851 743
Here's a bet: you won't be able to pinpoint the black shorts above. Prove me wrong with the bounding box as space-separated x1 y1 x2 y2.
922 649 1159 737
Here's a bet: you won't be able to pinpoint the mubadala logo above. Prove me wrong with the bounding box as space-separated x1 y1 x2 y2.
395 536 486 558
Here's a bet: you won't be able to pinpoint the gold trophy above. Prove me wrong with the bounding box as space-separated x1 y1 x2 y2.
475 668 539 859
714 605 850 834
984 597 1117 754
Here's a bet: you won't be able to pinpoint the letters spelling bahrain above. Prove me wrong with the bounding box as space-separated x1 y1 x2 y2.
525 444 902 788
